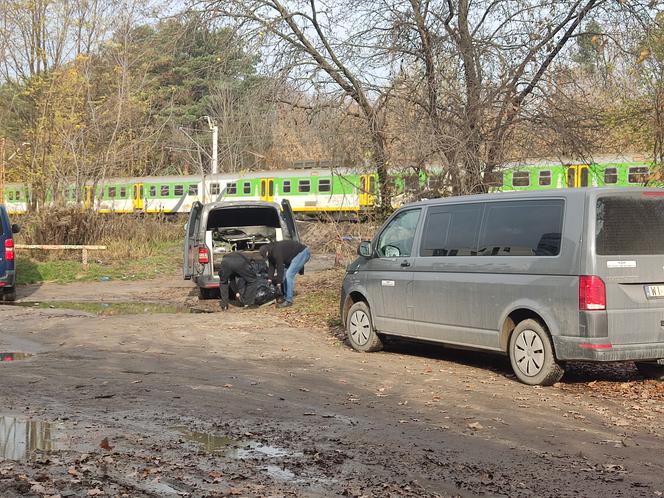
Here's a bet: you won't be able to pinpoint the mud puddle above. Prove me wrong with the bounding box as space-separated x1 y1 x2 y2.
0 415 62 460
172 426 298 460
15 301 212 315
0 352 33 362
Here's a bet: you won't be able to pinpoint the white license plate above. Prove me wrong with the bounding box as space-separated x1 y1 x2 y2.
645 285 664 299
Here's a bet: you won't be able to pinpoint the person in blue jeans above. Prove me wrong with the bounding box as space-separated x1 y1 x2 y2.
260 240 310 308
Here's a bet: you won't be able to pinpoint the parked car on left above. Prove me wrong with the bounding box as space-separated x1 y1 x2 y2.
0 205 20 302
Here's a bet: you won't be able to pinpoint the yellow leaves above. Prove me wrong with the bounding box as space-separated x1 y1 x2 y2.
637 48 651 64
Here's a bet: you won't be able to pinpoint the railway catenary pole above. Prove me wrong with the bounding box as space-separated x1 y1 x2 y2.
205 116 218 175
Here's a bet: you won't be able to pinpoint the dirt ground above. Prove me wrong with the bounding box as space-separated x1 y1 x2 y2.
1 254 664 497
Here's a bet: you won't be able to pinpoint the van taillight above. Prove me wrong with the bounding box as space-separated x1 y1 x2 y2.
198 247 209 264
4 239 14 261
579 275 605 311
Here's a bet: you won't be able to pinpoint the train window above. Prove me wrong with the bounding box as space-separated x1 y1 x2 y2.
404 175 419 191
210 183 220 195
160 185 170 197
604 168 618 184
628 166 649 184
318 179 331 192
188 184 198 195
298 180 311 193
512 171 530 187
369 177 376 194
174 185 184 196
109 187 116 198
7 192 13 201
16 191 21 200
539 170 551 186
243 182 251 194
149 186 157 197
283 180 291 193
226 182 237 195
120 187 127 198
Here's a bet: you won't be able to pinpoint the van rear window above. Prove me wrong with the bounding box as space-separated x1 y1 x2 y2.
596 195 664 255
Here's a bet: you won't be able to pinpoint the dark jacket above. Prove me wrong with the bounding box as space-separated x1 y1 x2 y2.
219 252 266 306
262 240 307 284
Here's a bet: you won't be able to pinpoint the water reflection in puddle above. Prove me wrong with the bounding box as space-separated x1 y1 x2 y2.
0 352 33 362
0 415 60 460
172 426 297 460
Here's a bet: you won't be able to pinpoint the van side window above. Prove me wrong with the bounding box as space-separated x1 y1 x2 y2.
377 209 421 258
478 200 564 256
420 205 482 256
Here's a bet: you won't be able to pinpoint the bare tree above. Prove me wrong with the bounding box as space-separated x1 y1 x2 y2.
199 0 397 214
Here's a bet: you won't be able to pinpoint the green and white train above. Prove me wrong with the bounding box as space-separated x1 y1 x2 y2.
1 160 660 215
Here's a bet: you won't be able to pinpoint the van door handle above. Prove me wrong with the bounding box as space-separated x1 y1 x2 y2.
400 260 411 267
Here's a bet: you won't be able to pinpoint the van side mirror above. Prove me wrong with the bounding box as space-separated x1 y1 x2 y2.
358 240 373 258
11 224 20 234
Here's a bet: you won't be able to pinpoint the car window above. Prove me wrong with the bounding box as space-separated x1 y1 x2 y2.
478 200 564 256
420 204 482 256
377 209 421 258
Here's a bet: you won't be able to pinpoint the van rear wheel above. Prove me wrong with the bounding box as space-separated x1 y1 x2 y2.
509 319 564 386
346 301 383 353
2 288 16 302
635 361 664 380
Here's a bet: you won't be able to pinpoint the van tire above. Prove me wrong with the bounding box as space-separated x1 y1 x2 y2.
509 319 564 386
346 301 383 353
635 362 664 380
198 287 216 300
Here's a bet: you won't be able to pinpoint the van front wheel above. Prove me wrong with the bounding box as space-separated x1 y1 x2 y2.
509 319 564 386
346 301 383 353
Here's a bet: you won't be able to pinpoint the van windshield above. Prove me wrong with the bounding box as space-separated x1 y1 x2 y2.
595 194 664 255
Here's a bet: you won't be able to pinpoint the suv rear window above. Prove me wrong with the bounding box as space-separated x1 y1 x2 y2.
596 195 664 255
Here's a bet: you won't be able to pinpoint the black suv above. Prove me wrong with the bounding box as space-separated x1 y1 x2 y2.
0 205 20 302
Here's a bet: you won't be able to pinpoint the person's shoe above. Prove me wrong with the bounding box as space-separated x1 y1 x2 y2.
219 301 229 311
277 301 293 309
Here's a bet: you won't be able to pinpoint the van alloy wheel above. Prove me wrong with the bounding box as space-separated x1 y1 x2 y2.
345 301 383 353
508 319 564 386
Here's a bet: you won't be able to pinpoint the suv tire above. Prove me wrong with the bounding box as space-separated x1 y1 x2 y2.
509 319 564 386
2 287 16 302
346 301 383 352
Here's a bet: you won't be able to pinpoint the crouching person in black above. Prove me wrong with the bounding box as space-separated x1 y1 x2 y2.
218 252 278 310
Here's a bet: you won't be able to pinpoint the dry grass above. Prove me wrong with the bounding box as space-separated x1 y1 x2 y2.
16 208 183 261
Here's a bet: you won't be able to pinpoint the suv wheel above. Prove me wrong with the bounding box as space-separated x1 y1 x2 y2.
635 361 664 380
509 319 564 386
2 287 16 302
346 301 383 352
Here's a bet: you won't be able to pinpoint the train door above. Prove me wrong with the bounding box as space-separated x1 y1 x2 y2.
84 186 94 209
565 165 590 188
359 174 376 207
132 183 145 210
260 178 274 202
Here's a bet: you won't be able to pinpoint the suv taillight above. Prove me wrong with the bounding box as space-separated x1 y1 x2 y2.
198 247 209 264
4 239 14 262
579 275 605 311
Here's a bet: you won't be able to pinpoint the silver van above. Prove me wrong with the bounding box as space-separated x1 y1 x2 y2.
184 200 299 299
340 188 664 385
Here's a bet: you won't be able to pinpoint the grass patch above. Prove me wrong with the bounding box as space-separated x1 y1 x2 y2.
15 301 189 315
16 240 182 285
